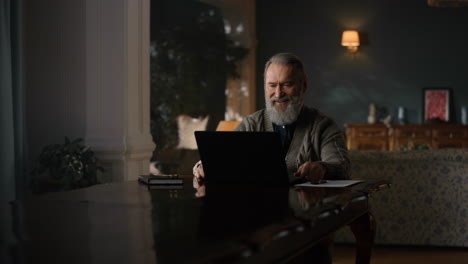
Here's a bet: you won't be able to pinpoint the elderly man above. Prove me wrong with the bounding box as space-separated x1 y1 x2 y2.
193 52 350 186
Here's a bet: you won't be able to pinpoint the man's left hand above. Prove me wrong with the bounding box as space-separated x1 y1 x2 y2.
294 161 326 183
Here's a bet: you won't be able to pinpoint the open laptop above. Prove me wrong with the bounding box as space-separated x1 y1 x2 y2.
194 131 289 185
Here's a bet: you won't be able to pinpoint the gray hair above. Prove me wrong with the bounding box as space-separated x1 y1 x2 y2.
264 53 305 79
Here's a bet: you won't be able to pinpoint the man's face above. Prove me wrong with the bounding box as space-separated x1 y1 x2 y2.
264 63 307 125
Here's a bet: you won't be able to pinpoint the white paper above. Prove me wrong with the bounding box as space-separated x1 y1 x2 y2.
294 180 363 188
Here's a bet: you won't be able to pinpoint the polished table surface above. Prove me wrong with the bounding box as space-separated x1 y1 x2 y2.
10 178 389 264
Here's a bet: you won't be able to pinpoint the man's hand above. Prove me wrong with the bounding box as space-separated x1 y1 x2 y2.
192 160 205 189
294 161 327 183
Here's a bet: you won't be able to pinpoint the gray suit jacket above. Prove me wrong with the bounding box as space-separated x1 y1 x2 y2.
234 106 350 181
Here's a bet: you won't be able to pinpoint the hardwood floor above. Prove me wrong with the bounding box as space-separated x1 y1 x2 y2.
333 244 468 264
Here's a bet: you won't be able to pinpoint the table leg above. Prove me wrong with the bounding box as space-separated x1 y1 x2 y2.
349 212 376 264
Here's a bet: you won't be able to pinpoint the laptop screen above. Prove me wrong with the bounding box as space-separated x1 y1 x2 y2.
195 131 289 185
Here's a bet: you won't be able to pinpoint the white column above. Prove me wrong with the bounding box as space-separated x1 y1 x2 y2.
85 0 154 182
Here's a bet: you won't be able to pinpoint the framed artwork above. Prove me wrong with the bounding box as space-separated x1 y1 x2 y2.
422 88 452 123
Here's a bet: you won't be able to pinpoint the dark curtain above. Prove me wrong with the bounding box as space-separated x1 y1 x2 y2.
1 1 26 262
1 0 26 201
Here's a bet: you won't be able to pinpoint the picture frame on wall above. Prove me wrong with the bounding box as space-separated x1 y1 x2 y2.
422 87 453 123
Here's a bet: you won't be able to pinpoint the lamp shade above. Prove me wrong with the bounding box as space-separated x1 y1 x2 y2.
341 30 360 47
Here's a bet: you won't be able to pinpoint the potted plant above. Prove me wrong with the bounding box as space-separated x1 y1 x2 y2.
32 137 104 193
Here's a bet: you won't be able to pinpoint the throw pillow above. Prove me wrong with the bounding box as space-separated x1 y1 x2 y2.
176 115 209 149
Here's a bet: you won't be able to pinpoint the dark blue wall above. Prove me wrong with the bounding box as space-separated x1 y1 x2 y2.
256 0 468 127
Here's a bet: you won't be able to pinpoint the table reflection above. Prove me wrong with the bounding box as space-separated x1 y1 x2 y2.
9 180 387 264
154 182 361 263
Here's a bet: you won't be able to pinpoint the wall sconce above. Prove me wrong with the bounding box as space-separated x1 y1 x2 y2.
341 30 360 53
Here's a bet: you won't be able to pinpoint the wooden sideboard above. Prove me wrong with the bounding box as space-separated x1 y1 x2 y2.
345 124 468 151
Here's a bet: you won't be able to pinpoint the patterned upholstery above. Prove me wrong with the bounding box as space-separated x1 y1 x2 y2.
335 149 468 247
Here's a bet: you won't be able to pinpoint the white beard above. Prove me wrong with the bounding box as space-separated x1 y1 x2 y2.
265 94 303 125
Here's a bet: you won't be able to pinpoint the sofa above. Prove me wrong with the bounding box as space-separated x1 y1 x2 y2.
335 149 468 247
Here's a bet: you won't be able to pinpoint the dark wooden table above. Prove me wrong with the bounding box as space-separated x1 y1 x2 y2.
9 178 389 264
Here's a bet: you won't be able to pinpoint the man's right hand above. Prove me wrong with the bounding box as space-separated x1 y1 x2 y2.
192 160 205 189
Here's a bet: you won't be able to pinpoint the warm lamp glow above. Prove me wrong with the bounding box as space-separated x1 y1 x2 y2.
341 30 360 52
